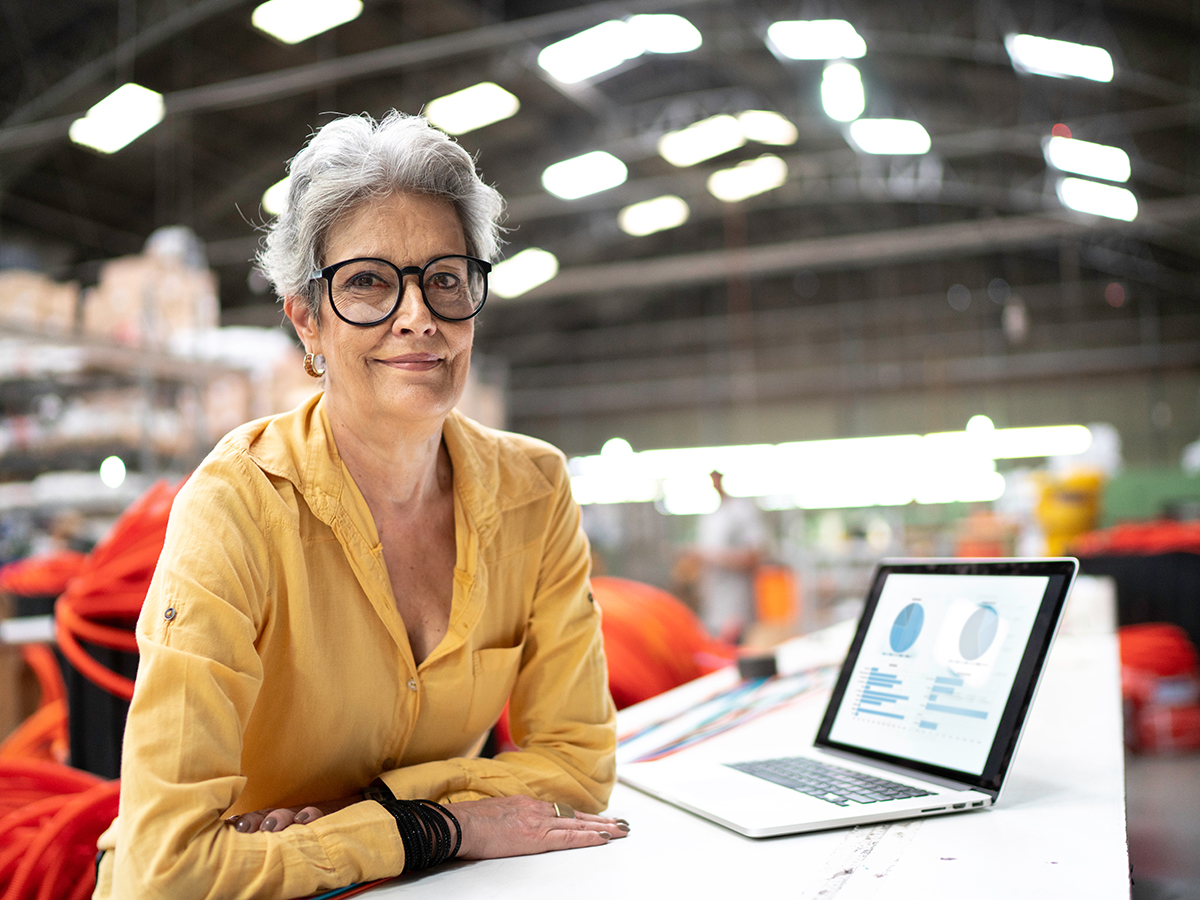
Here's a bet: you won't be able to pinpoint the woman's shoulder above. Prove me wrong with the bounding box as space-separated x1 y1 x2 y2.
447 411 570 500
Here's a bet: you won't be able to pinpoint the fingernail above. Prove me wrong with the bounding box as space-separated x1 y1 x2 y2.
599 831 612 841
235 820 252 833
262 818 276 832
615 818 629 826
617 822 630 833
295 812 310 824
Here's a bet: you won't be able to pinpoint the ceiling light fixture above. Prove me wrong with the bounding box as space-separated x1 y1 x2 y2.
658 114 745 167
425 82 520 135
1056 177 1138 221
618 195 690 236
848 118 931 155
542 150 628 200
489 248 559 299
1004 34 1114 82
821 62 865 122
262 177 290 216
68 83 164 154
766 19 866 60
736 110 798 145
707 154 788 202
538 14 701 84
1043 136 1131 183
252 0 362 44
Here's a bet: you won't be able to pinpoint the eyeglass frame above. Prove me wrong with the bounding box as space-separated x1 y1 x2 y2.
309 254 492 326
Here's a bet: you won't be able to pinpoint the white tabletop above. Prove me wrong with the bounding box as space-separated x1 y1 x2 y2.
366 619 1129 899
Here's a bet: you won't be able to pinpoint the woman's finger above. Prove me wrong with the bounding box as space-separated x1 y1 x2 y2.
293 805 326 825
229 810 266 833
259 808 298 832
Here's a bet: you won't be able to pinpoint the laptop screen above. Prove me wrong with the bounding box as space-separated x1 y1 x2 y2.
815 559 1076 793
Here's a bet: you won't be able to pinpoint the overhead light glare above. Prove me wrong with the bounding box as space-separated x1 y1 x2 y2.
707 154 788 203
766 19 866 60
848 118 931 155
68 83 164 154
736 110 798 145
490 248 559 299
1043 136 1130 183
618 195 690 236
425 82 520 135
627 14 702 53
537 20 642 83
262 177 289 216
568 423 1094 511
99 456 127 489
821 62 865 122
658 115 746 167
1004 33 1114 82
542 150 628 200
252 0 363 44
1056 177 1138 221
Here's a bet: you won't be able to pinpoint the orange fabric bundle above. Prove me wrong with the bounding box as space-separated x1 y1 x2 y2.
0 553 87 599
1073 520 1200 557
591 577 734 710
55 479 184 701
1118 623 1200 752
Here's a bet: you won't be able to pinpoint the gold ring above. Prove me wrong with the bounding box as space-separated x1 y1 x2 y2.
553 802 575 818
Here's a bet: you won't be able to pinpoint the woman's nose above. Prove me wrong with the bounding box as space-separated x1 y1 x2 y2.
392 279 435 334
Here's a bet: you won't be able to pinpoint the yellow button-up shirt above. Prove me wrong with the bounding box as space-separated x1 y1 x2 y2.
95 394 616 899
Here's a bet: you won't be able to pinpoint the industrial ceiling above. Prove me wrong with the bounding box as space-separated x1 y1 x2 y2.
1 0 1198 461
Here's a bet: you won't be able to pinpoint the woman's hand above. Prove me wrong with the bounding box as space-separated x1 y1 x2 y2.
449 795 629 859
227 795 361 833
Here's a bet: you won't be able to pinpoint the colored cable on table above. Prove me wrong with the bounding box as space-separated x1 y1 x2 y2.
619 666 838 763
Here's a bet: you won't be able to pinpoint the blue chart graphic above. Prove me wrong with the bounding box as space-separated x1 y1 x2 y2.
924 675 988 720
889 602 924 653
959 605 1000 660
856 667 907 720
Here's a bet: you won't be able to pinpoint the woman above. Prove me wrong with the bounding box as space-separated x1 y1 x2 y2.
95 111 626 899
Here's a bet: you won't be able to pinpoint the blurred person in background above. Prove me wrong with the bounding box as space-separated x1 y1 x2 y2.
95 111 625 900
693 470 767 644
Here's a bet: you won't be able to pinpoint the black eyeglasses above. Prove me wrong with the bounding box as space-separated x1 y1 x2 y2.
310 255 491 326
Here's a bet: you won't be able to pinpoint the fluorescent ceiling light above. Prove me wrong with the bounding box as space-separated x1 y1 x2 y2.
262 177 289 216
542 150 628 200
425 82 520 135
1004 34 1114 82
538 20 642 83
490 248 559 299
618 195 690 236
821 62 865 122
736 110 798 145
1043 136 1130 183
99 456 126 489
568 423 1093 511
627 14 702 53
1056 177 1138 221
68 83 164 154
848 118 931 155
766 19 866 60
658 115 745 167
707 154 788 202
252 0 362 44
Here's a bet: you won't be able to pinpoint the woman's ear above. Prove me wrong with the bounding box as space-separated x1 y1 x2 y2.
284 295 319 351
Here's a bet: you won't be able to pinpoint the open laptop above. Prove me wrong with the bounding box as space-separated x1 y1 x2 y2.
619 558 1079 837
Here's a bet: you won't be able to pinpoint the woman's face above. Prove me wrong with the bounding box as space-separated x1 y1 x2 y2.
288 191 474 429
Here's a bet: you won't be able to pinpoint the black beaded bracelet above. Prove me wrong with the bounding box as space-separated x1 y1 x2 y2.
371 794 462 872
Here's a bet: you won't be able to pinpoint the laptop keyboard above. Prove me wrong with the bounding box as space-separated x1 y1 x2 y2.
727 756 936 807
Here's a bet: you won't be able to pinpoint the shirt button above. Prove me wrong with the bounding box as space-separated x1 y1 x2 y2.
407 679 418 691
163 608 176 620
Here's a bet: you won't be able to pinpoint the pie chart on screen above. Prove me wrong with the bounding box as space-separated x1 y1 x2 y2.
959 605 999 660
889 602 924 653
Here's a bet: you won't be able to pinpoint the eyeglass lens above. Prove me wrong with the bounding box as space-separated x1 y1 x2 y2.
330 257 486 323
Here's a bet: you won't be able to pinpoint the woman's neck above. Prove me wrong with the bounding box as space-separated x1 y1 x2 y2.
325 400 450 514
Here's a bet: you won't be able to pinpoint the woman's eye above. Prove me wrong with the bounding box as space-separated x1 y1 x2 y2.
345 271 388 289
427 272 461 291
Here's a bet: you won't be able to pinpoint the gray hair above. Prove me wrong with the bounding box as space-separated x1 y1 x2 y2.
257 110 505 316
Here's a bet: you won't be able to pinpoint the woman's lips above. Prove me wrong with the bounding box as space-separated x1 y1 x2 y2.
379 353 442 371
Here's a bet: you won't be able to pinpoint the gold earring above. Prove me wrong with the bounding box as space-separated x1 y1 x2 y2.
303 352 326 378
